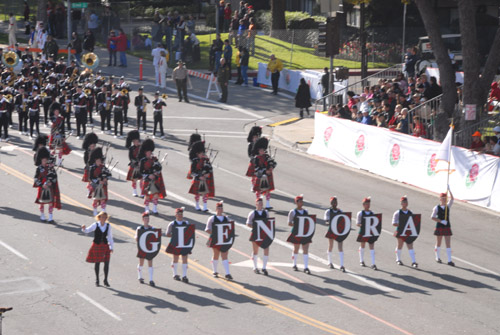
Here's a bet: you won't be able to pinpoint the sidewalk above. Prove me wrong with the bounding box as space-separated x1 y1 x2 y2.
271 117 315 153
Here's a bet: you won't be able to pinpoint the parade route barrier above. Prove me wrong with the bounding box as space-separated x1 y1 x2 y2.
15 47 76 55
256 62 348 99
205 73 220 99
307 112 500 212
187 70 213 80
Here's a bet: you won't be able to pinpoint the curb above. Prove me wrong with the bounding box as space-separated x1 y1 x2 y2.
271 127 310 154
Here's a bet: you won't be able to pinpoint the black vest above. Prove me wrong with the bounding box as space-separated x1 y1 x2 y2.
93 223 109 244
253 210 268 222
436 205 451 227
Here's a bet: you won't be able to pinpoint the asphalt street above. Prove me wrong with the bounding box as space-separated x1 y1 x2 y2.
0 50 499 335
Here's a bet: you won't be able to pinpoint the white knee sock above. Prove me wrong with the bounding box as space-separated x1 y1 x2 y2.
182 264 188 277
212 259 218 273
409 249 416 263
303 254 309 269
327 251 332 264
137 265 142 279
292 253 298 266
396 248 402 261
339 251 344 267
435 246 441 260
172 263 178 276
222 260 230 275
359 247 365 262
148 267 154 281
446 248 452 262
252 255 258 270
144 205 149 213
370 249 376 265
262 255 269 270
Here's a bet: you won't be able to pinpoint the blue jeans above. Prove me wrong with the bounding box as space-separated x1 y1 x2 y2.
241 65 248 85
119 51 127 66
108 50 117 66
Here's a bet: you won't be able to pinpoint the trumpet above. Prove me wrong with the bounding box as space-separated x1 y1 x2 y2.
40 92 48 98
4 94 13 102
162 94 168 100
84 88 92 95
121 88 128 95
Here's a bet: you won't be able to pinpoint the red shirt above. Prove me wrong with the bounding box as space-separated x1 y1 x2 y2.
470 139 485 150
116 33 127 52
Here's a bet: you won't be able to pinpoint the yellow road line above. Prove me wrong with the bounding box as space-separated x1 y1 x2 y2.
0 162 352 335
267 117 300 127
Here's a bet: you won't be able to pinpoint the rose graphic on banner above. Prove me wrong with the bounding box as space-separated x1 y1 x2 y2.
265 70 270 80
324 127 333 146
285 70 291 85
427 153 438 176
355 134 365 157
389 143 401 167
465 163 479 188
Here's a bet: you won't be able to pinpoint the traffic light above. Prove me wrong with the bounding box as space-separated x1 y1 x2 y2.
317 17 340 57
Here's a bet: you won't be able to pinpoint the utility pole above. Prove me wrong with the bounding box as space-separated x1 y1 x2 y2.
360 2 367 80
67 0 72 66
215 2 219 35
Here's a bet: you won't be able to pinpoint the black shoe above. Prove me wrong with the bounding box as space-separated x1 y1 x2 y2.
225 274 233 280
304 268 311 275
265 206 273 210
213 272 218 278
103 280 110 287
360 261 366 267
371 265 378 270
182 276 189 283
185 100 190 103
411 262 418 268
139 278 144 284
447 261 455 267
95 280 99 287
149 280 156 287
292 265 298 271
396 260 404 266
173 275 181 281
152 211 159 216
253 269 260 274
436 258 442 264
178 99 182 102
340 266 346 273
262 269 268 276
48 220 55 224
328 263 334 269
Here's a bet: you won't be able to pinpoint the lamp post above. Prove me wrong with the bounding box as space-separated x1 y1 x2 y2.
401 3 407 64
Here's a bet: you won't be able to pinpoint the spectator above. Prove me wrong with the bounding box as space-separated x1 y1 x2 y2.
8 13 17 47
69 32 83 65
483 136 497 155
235 46 243 85
359 94 369 114
144 35 152 49
321 67 329 110
360 109 372 125
87 11 99 37
295 78 312 118
404 47 419 78
223 39 232 70
186 15 196 35
218 1 225 32
72 9 82 34
131 33 145 51
190 33 200 62
106 30 117 66
116 29 128 67
240 47 249 86
229 11 239 45
337 104 351 120
152 43 167 87
83 30 95 52
247 18 257 56
470 131 485 151
176 16 186 49
396 73 408 93
396 108 410 134
224 3 232 32
488 82 500 102
425 76 442 100
158 51 168 89
328 104 338 117
411 116 427 138
238 0 246 19
43 35 59 60
347 91 358 110
182 36 193 63
267 54 283 95
24 1 30 35
376 113 387 128
213 34 224 73
217 58 231 103
238 19 247 48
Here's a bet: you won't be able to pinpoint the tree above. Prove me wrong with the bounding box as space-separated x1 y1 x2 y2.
270 0 286 36
37 0 47 24
415 0 500 139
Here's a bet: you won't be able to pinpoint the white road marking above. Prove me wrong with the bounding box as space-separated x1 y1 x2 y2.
232 259 330 273
0 145 16 151
0 240 29 260
76 291 122 321
163 116 255 121
163 129 246 134
0 277 50 296
451 256 500 277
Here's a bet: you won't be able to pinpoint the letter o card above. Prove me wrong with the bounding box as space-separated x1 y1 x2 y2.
325 212 352 242
166 224 196 255
137 228 162 260
287 214 316 245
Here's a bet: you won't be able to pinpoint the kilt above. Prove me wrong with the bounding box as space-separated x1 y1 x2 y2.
356 234 379 243
82 168 89 182
126 166 141 181
50 137 71 155
434 227 453 236
142 175 167 200
35 184 62 209
252 173 275 192
86 242 111 263
188 174 215 198
246 162 255 177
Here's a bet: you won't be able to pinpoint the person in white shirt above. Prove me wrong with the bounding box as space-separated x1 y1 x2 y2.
287 195 312 274
166 207 193 283
205 201 234 280
392 196 418 268
81 212 114 287
323 196 347 272
431 189 454 266
135 212 159 287
246 197 271 275
151 43 167 87
8 13 17 47
356 197 380 270
158 51 168 89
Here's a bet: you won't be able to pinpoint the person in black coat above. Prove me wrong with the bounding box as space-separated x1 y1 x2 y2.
83 30 96 52
295 78 312 118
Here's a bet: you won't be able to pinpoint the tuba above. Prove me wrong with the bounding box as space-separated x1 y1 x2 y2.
81 52 100 70
2 51 19 68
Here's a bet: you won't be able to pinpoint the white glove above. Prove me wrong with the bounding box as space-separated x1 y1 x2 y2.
103 103 106 108
440 220 448 225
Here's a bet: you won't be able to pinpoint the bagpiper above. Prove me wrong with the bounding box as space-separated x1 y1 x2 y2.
139 139 166 215
32 134 48 164
166 207 195 283
88 147 111 216
252 137 277 210
392 196 420 268
33 147 61 223
431 189 455 266
188 140 215 212
82 132 99 184
48 102 71 166
126 130 142 197
245 126 262 188
81 211 114 287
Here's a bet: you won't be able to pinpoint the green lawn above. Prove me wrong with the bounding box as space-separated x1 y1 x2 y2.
0 32 27 45
128 32 391 71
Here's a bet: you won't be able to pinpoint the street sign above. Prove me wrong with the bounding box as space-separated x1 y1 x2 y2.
72 2 88 9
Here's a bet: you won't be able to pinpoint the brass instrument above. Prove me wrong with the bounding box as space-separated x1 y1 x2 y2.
81 52 100 70
121 88 129 95
162 94 168 100
40 92 48 98
4 94 13 103
1 51 19 68
69 68 79 83
84 88 92 95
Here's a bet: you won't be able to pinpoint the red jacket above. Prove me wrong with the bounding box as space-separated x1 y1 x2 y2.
116 33 128 52
489 82 500 101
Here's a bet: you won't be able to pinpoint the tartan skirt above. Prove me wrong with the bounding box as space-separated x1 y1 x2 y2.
86 242 111 263
434 227 453 236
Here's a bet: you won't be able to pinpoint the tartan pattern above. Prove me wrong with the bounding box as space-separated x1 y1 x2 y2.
86 242 111 263
35 183 62 210
141 174 167 200
188 173 215 198
434 227 453 236
252 173 275 192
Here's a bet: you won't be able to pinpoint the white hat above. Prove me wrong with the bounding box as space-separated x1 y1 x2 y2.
493 126 500 133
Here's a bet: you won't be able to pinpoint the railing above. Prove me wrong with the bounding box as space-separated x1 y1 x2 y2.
454 101 500 148
407 94 444 140
315 63 404 111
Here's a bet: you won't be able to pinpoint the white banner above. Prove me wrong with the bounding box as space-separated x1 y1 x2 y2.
425 67 464 84
308 113 500 212
257 63 347 101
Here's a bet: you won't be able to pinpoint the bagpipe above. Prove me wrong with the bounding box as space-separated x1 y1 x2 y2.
92 147 117 200
256 146 277 192
39 163 58 204
197 144 217 195
146 153 167 195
